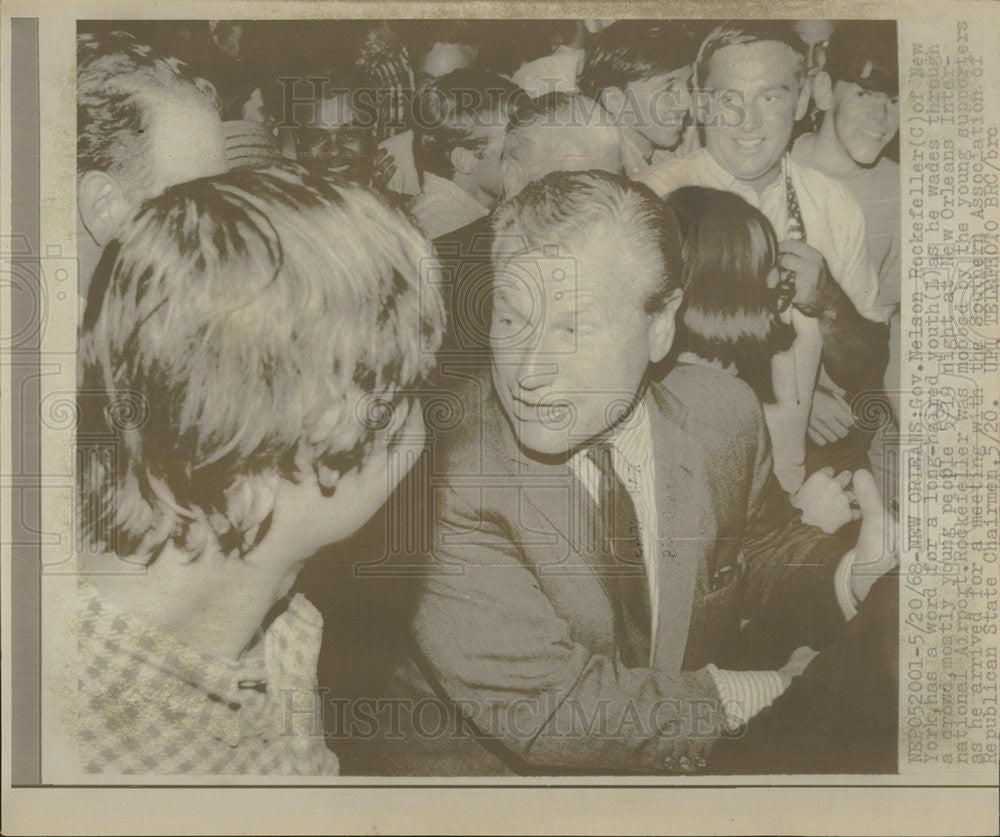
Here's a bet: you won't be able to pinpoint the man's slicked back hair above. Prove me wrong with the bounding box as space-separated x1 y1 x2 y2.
491 169 683 314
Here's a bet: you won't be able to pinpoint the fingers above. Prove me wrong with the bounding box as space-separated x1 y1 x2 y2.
809 415 840 444
778 238 819 260
831 388 852 410
808 426 828 445
834 469 852 488
852 467 893 596
794 470 856 533
852 469 881 514
809 389 854 442
826 391 854 423
778 251 812 276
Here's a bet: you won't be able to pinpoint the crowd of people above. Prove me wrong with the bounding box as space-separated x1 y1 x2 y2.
73 18 901 776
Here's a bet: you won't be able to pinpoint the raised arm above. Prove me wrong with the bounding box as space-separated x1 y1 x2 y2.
780 238 890 395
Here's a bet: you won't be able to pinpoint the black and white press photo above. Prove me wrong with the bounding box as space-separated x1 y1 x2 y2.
70 16 903 777
3 3 999 835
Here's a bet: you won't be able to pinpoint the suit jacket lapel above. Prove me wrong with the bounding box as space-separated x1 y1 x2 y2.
646 384 709 674
490 381 711 672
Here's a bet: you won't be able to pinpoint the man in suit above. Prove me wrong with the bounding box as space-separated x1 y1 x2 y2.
374 170 894 775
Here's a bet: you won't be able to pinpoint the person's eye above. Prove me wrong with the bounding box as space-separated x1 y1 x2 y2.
492 307 523 334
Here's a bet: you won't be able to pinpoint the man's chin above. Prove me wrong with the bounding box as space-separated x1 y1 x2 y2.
511 423 573 458
728 158 782 184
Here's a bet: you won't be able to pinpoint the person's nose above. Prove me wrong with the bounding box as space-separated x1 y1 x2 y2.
741 98 762 133
514 338 559 392
877 98 894 129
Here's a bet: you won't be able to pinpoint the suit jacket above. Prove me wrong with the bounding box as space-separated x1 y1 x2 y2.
432 214 496 362
376 363 853 776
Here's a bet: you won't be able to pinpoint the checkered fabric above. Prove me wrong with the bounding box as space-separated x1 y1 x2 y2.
75 583 339 776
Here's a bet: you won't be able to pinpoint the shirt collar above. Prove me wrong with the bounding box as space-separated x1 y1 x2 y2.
570 394 652 474
77 580 322 703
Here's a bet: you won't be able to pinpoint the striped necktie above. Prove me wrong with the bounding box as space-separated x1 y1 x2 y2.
783 155 807 242
585 443 651 668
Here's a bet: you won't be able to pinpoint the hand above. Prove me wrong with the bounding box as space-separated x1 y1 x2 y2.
850 469 898 602
792 467 859 533
778 645 820 690
779 239 833 314
808 386 855 445
372 148 398 189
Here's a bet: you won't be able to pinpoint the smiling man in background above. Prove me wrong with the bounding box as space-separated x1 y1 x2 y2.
638 20 890 494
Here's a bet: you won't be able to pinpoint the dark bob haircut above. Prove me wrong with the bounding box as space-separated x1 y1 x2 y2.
665 186 795 403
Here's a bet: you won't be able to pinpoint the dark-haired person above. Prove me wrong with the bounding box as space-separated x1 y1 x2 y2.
793 21 899 316
380 20 485 197
638 20 890 494
665 186 866 536
791 22 902 490
579 21 699 178
76 31 228 314
74 162 444 774
410 69 525 239
289 64 396 188
377 170 894 775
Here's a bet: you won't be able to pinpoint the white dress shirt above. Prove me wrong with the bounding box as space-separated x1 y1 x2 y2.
638 148 885 492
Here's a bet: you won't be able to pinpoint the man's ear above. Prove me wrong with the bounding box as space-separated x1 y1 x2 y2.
811 71 834 113
450 145 479 177
647 288 684 364
794 78 813 122
500 157 525 199
598 86 626 122
77 170 131 247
